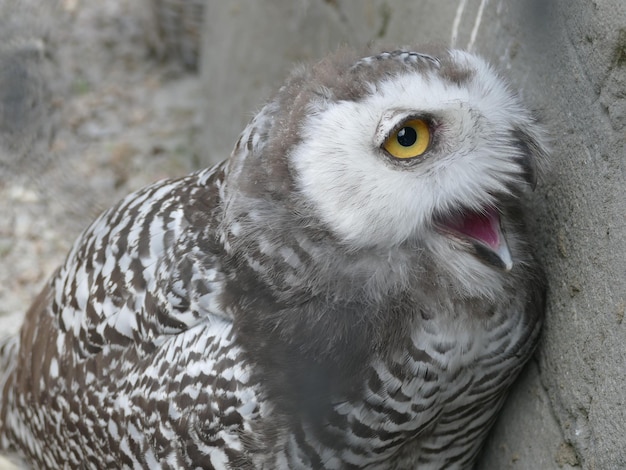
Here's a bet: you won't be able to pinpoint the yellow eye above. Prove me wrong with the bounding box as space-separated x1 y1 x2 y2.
383 119 431 159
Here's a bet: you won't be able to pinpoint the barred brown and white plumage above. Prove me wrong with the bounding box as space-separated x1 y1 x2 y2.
0 46 548 469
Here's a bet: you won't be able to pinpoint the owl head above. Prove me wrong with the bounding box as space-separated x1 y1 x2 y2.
223 47 548 299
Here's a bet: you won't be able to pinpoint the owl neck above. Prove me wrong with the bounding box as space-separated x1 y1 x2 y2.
216 165 518 421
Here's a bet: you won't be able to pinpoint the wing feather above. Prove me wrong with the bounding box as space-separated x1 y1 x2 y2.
51 163 229 356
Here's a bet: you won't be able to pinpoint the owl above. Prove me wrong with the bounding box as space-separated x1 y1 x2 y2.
0 47 547 469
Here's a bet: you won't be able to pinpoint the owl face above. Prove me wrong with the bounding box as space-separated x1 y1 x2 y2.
285 49 547 292
223 48 547 301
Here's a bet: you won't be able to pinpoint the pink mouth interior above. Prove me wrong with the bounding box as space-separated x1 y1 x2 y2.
441 207 501 249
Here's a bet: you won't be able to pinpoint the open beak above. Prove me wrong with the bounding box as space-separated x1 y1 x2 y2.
437 206 513 271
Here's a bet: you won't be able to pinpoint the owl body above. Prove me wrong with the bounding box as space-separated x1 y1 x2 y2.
0 47 547 469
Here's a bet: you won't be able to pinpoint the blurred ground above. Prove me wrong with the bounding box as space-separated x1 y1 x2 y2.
0 0 202 336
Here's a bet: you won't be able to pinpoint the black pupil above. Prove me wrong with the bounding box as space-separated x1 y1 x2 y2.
397 126 417 147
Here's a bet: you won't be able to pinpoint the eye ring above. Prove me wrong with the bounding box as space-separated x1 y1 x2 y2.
383 118 431 159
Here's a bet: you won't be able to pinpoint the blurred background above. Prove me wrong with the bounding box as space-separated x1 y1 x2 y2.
0 1 624 468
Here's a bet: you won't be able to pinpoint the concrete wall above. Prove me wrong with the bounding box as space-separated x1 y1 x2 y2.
200 1 626 468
